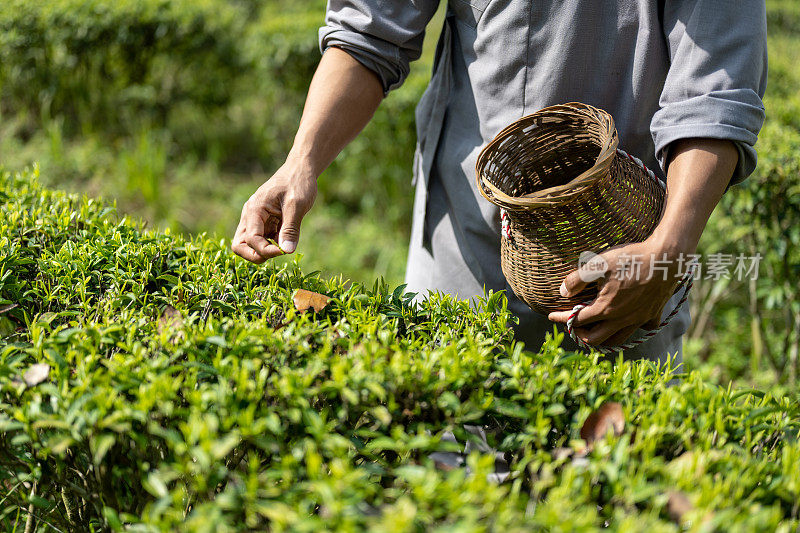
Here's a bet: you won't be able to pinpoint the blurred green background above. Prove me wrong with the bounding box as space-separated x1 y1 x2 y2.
1 0 798 390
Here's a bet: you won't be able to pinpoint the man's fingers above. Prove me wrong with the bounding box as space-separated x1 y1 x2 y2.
234 201 300 262
277 200 305 254
231 222 261 263
240 209 276 258
247 234 286 259
548 299 606 326
231 221 267 264
548 310 571 323
231 213 283 263
560 269 587 298
547 305 601 325
235 233 282 262
561 251 610 298
231 240 266 264
574 320 630 346
548 269 599 323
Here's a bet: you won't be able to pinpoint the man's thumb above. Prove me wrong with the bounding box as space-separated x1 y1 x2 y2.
278 204 303 254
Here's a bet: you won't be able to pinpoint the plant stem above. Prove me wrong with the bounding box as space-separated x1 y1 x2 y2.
749 277 763 380
24 481 36 533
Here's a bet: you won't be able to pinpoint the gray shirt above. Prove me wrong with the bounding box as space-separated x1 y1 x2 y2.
319 0 768 359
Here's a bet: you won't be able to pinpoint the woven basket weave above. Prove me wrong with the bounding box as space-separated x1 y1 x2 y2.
476 103 666 315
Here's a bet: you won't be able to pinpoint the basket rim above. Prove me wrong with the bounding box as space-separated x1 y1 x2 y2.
476 102 620 210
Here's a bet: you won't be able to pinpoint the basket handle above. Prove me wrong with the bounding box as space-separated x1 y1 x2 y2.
564 265 695 355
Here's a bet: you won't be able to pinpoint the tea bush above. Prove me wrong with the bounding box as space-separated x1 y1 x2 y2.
1 169 799 531
0 0 426 283
0 0 247 136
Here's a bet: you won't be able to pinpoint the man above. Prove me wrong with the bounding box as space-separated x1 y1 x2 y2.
232 0 767 365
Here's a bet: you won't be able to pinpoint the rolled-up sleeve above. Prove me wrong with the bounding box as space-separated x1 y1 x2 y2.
651 0 768 184
319 0 440 94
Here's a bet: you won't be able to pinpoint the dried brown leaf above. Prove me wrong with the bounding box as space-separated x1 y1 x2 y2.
23 363 50 387
580 401 625 445
293 289 331 313
666 491 693 523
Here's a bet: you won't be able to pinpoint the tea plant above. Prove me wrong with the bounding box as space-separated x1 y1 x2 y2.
0 0 428 284
1 168 798 531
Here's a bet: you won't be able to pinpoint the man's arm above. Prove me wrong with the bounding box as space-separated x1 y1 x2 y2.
650 139 738 258
549 0 766 347
233 0 438 263
232 48 383 263
548 138 738 346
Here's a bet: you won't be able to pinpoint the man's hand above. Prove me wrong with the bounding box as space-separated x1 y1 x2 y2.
549 138 739 347
231 163 317 263
548 241 681 347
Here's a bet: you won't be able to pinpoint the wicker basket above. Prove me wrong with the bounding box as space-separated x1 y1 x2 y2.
476 103 665 315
